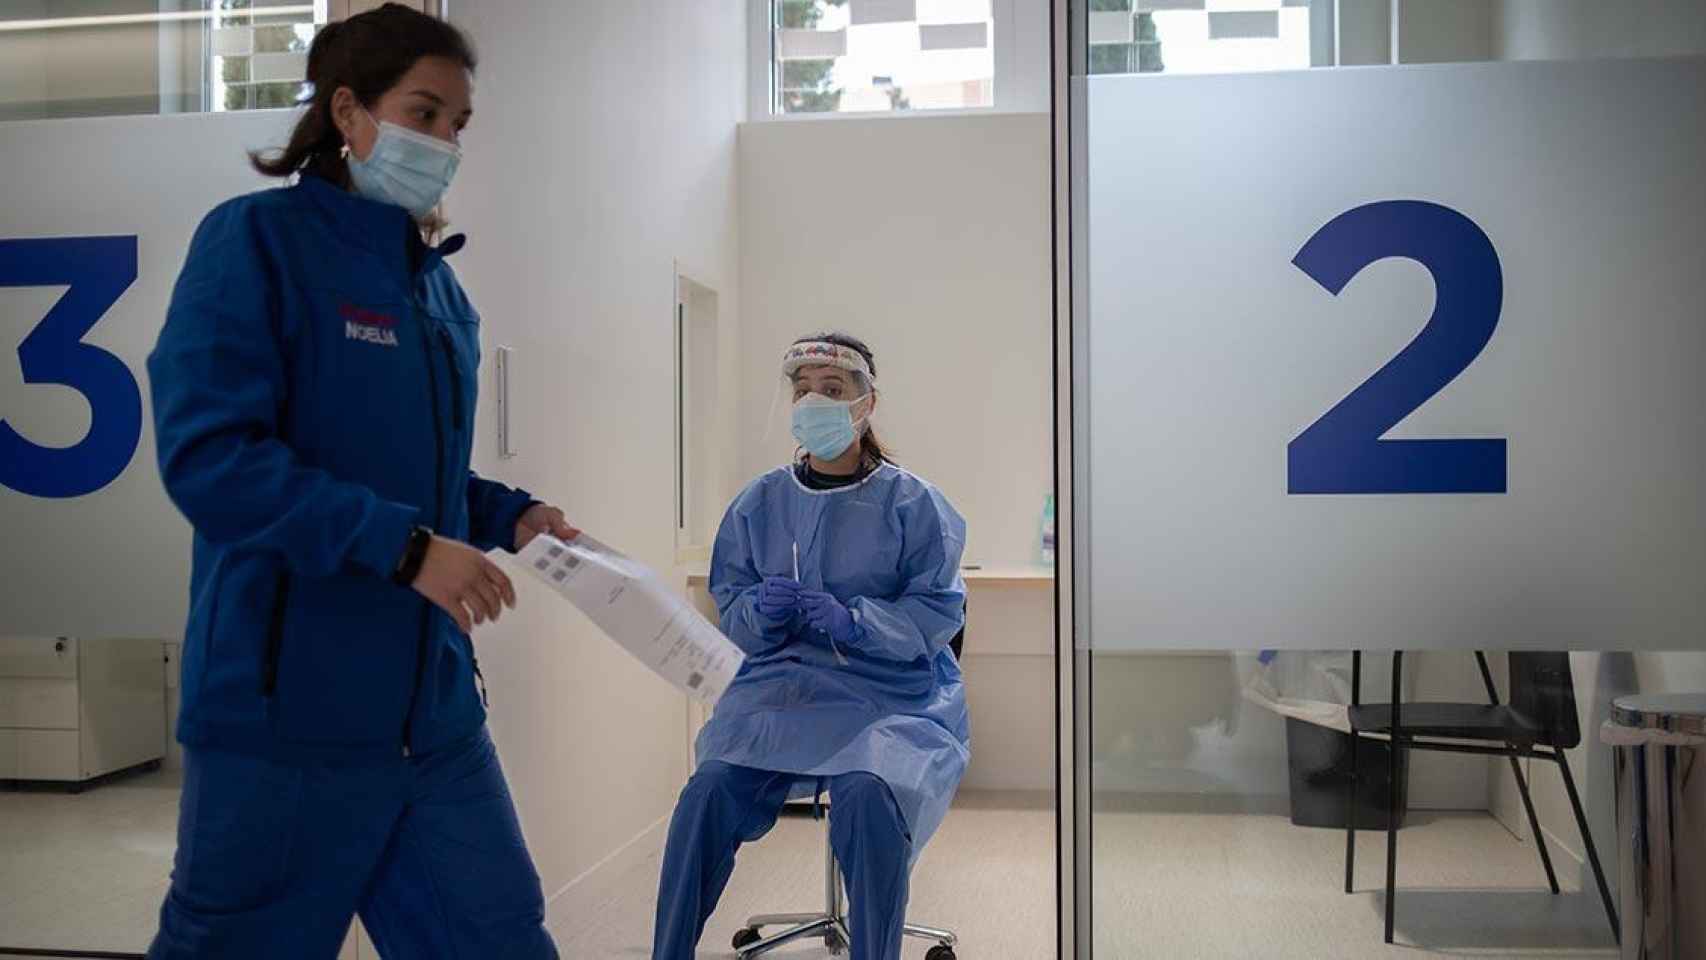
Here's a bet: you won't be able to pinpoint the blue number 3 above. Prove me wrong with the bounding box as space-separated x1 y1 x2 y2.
1289 201 1507 495
0 236 142 499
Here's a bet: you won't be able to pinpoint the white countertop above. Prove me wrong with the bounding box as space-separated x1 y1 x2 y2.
682 565 1054 587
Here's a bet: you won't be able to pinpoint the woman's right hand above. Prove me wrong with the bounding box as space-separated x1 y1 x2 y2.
755 576 803 623
411 536 517 633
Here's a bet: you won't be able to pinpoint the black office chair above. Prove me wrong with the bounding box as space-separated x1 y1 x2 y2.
732 612 967 959
1344 651 1619 945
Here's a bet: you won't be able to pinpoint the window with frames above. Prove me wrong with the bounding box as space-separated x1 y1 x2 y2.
209 1 324 112
1087 0 1317 77
0 1 330 122
768 0 997 115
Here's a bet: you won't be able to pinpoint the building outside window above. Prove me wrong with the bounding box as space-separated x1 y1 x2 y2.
769 0 997 115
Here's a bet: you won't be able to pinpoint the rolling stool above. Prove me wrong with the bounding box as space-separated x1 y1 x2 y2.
730 802 957 959
732 616 967 959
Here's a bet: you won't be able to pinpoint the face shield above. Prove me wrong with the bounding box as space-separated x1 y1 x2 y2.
762 341 878 452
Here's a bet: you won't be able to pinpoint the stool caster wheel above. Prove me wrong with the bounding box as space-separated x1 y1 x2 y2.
926 946 958 960
826 929 847 953
732 927 762 950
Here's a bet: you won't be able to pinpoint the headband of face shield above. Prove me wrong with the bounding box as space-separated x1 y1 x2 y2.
780 340 874 381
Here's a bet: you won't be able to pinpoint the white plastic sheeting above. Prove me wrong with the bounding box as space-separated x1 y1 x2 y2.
1239 650 1411 733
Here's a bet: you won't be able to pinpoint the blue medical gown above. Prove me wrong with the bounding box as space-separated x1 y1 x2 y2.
696 464 970 857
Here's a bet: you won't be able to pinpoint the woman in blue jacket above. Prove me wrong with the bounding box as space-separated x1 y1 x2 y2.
145 6 567 958
653 333 970 960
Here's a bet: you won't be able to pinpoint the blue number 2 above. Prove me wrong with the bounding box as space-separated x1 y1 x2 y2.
1288 201 1506 495
0 236 142 499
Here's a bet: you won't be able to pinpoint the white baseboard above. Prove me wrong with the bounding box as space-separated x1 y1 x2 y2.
545 814 672 934
1538 822 1587 874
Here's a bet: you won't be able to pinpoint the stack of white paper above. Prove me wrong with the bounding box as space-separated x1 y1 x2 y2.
514 534 744 704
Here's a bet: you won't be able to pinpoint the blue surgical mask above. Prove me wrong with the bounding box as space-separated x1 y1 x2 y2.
792 393 870 461
347 112 461 219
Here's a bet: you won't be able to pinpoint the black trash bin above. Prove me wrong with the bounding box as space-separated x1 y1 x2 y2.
1286 717 1409 830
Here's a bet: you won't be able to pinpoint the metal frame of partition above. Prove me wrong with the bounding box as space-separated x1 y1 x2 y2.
1051 2 1088 957
1049 0 1074 956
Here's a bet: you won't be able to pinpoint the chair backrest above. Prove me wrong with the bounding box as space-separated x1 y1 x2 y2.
949 599 966 660
1508 652 1581 749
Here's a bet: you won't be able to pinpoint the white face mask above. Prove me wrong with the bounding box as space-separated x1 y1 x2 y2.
347 110 461 218
791 392 871 460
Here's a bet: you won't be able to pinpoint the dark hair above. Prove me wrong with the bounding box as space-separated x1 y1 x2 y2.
250 4 476 183
791 331 893 466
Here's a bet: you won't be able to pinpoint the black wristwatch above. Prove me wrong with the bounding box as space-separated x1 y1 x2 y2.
392 525 434 586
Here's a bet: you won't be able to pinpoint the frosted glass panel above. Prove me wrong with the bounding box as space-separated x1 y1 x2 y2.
1074 6 1706 960
1081 57 1706 652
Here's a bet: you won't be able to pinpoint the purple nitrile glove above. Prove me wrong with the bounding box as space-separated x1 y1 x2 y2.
799 590 859 648
755 576 804 623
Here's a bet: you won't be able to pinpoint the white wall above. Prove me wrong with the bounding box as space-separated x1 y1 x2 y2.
1495 0 1706 61
444 0 746 929
737 112 1052 567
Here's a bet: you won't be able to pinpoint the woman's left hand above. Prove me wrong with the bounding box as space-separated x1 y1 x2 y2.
800 590 859 646
516 503 580 550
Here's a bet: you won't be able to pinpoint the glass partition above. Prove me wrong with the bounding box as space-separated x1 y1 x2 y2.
1066 0 1706 955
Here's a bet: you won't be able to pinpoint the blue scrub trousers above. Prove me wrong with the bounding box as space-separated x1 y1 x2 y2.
653 761 914 960
147 729 557 960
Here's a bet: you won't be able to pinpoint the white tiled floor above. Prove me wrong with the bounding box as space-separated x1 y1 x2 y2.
0 768 179 955
2 779 1620 960
561 798 1617 959
553 791 1058 960
1092 805 1618 959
